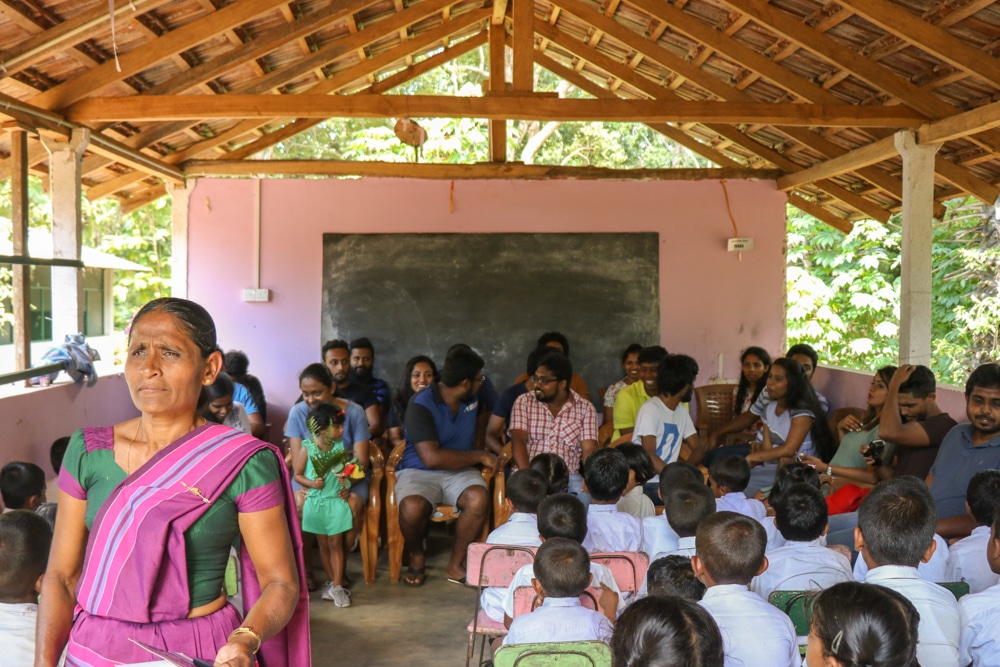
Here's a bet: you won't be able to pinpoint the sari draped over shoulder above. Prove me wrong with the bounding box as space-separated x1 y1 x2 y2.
64 424 310 667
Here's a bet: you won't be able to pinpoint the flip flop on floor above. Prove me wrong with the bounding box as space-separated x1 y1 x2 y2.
404 567 426 587
447 576 467 586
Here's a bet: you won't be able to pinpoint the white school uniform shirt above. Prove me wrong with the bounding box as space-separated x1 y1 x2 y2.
947 525 1000 595
582 504 642 553
653 535 696 562
699 584 799 667
617 486 655 519
479 513 543 622
716 492 767 521
959 581 1000 667
502 596 613 646
641 514 679 559
854 533 949 582
501 561 625 619
865 564 960 667
761 515 786 551
0 602 37 667
749 538 853 601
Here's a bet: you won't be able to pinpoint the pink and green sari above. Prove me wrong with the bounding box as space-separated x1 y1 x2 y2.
61 424 310 666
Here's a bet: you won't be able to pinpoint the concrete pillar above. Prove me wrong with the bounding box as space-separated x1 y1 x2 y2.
894 130 941 366
168 181 191 299
42 128 89 341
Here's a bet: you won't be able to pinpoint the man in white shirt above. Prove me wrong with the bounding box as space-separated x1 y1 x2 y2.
947 470 1000 594
693 512 799 667
632 354 703 503
856 478 960 667
0 510 52 667
958 505 1000 667
750 484 852 601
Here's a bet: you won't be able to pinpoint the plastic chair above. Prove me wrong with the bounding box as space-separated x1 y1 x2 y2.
937 580 970 599
465 542 539 666
589 551 649 594
694 384 738 440
767 590 812 636
492 443 514 529
384 442 490 582
361 443 385 584
512 585 610 617
493 641 612 667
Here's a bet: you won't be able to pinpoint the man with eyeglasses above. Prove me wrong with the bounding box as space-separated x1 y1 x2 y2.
509 349 599 499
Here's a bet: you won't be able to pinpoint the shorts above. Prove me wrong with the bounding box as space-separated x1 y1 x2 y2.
395 467 487 506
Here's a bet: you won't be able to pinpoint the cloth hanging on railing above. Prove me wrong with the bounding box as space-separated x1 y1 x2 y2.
39 333 101 386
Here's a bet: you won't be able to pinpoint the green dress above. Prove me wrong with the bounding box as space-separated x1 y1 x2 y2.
301 438 354 536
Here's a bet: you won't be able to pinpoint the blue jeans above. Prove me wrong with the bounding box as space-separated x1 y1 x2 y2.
825 511 859 548
569 472 590 507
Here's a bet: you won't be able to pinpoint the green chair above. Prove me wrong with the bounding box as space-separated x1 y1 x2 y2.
768 590 813 637
937 581 971 600
493 641 612 667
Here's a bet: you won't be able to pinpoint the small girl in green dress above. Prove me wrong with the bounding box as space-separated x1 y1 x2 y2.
294 403 363 607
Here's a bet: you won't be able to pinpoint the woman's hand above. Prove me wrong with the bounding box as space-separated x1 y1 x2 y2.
213 640 255 667
837 413 863 436
798 453 824 469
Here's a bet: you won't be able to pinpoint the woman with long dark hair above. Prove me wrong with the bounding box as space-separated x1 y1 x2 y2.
386 355 437 449
735 346 771 416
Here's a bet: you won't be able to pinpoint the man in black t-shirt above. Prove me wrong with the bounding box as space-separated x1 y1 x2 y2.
322 339 383 437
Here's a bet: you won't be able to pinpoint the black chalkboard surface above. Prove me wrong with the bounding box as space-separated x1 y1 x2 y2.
321 233 660 404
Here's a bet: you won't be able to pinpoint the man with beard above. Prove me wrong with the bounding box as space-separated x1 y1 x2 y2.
927 363 1000 540
349 337 391 412
322 339 383 437
509 349 598 499
396 346 497 586
633 354 705 502
613 345 669 442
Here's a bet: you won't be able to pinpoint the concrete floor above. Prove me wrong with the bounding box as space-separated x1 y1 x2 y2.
307 528 482 667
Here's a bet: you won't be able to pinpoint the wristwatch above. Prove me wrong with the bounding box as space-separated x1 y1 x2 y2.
826 465 833 477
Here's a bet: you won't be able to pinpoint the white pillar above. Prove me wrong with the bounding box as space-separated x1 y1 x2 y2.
894 130 940 366
168 181 191 298
43 129 90 341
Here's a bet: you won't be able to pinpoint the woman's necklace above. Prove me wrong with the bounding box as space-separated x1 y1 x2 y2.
126 418 142 475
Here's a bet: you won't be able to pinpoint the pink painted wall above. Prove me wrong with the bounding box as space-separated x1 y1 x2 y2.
0 374 138 472
813 365 969 423
186 177 788 433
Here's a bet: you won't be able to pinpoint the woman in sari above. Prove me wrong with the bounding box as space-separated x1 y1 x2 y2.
36 297 309 667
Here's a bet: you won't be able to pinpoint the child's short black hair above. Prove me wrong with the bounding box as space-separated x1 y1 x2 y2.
50 437 70 475
506 469 549 514
0 462 46 510
533 537 591 598
658 461 704 501
583 447 629 502
857 477 936 568
530 453 569 495
774 483 828 542
646 555 706 601
0 510 52 602
537 493 588 543
616 443 654 486
708 455 751 493
767 461 821 507
695 511 766 585
967 470 1000 526
306 403 346 433
663 482 716 538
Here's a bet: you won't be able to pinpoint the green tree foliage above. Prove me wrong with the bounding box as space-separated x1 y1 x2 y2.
786 198 994 385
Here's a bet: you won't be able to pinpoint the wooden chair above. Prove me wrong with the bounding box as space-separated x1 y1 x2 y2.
384 442 490 582
597 422 614 447
465 542 538 667
493 641 612 667
694 383 738 443
492 443 514 530
360 443 385 584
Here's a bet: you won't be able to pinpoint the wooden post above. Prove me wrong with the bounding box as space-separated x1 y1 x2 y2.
168 181 191 298
894 129 940 366
488 21 507 162
42 128 90 341
9 127 31 381
512 0 533 91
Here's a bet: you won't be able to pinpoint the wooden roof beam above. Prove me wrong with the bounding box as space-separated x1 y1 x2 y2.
834 0 1000 90
65 95 926 125
788 194 854 233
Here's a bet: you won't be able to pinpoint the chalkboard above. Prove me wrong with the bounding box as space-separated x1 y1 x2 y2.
321 233 660 403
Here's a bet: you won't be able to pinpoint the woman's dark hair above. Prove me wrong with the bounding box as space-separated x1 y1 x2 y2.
771 357 835 462
299 362 334 388
130 298 217 359
735 347 771 415
530 453 569 495
616 443 654 486
611 596 724 667
810 582 920 667
621 343 643 364
859 365 897 430
204 371 234 403
393 355 437 421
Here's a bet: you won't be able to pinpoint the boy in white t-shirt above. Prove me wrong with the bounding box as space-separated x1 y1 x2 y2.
0 510 52 667
632 354 703 502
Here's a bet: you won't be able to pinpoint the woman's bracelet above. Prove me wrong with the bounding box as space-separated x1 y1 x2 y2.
228 626 263 654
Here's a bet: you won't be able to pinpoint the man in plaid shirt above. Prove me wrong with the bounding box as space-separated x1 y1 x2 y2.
509 350 599 499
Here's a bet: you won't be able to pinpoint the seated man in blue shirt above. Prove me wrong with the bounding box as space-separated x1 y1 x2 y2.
396 346 497 586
